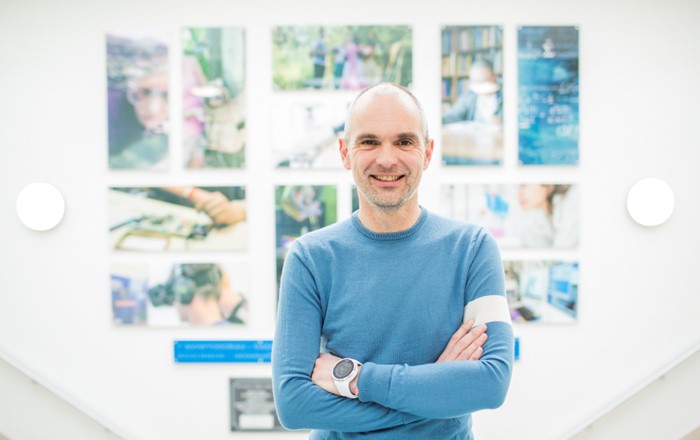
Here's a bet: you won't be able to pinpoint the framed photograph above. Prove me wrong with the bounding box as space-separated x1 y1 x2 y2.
439 183 579 249
106 29 170 170
111 264 148 325
441 25 504 166
518 26 579 165
182 27 246 169
108 186 247 252
271 93 351 168
504 260 579 324
230 378 285 431
111 261 249 327
272 25 413 91
275 185 337 293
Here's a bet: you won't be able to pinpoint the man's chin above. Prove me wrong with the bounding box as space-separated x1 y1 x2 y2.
367 198 409 212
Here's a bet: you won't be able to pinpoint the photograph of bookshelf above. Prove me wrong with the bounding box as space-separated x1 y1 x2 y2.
441 25 503 107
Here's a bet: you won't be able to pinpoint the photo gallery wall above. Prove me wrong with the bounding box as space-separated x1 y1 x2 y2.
108 24 580 329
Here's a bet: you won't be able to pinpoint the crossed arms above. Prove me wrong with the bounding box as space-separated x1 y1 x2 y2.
272 244 513 432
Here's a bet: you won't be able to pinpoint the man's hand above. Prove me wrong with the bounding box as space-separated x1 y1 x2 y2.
312 353 362 397
437 319 488 363
312 353 360 396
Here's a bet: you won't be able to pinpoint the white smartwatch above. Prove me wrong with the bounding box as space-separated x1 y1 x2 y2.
332 358 361 399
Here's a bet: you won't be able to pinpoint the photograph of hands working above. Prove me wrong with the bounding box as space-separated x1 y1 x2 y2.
108 186 247 251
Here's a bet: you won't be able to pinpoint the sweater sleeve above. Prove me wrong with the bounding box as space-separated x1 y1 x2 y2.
356 230 514 418
272 242 421 431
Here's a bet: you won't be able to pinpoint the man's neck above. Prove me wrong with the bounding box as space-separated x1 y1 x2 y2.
357 202 422 233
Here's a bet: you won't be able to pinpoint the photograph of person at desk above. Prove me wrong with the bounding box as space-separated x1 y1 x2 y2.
441 59 504 166
504 260 578 324
108 186 247 252
111 262 248 327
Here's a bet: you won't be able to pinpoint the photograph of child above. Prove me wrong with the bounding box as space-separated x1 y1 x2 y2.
107 29 170 170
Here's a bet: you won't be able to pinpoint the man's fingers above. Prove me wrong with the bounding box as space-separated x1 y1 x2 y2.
469 346 484 361
449 320 474 347
438 320 474 362
450 324 486 357
462 333 487 360
438 321 488 363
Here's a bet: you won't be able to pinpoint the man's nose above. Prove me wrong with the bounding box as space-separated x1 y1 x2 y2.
375 143 398 168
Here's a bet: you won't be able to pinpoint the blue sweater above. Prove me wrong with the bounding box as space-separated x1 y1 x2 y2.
273 208 513 439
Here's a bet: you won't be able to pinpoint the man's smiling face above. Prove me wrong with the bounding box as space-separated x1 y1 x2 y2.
340 88 433 213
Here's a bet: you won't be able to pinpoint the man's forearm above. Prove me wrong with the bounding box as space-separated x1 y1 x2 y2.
273 370 422 431
355 321 513 419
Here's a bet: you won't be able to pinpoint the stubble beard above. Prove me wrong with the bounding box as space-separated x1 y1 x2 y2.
356 171 419 213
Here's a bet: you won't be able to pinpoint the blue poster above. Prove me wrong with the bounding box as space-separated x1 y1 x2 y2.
518 26 579 165
174 340 272 363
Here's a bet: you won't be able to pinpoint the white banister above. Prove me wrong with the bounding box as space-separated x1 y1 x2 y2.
563 340 700 439
0 347 138 440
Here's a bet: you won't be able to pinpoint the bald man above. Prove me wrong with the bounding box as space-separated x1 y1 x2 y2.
273 83 513 440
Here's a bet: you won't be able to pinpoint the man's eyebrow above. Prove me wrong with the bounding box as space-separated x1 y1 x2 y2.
354 133 379 141
354 132 421 141
395 132 421 141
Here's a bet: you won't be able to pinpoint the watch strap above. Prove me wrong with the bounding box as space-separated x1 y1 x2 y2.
335 375 358 399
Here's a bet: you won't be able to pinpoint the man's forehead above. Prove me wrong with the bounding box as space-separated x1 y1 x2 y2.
350 93 420 125
344 84 428 142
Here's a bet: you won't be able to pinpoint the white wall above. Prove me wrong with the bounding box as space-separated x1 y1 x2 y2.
1 0 699 439
570 348 700 440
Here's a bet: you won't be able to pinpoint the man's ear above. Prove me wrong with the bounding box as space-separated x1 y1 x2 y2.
339 138 351 170
423 138 435 170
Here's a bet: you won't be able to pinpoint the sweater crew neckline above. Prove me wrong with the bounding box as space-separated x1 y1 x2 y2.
351 207 428 241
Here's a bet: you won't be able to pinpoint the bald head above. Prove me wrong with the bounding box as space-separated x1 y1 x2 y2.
343 83 429 145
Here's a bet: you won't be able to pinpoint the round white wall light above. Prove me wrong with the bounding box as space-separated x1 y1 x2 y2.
16 182 66 231
626 178 675 226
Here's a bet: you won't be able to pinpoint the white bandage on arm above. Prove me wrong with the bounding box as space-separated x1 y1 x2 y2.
463 295 512 326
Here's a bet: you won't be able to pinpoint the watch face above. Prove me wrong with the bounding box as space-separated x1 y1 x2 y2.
333 359 354 379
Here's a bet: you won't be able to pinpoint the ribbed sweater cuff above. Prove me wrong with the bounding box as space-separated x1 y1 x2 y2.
357 362 394 406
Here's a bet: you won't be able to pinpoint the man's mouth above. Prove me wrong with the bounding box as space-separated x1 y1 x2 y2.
372 175 402 182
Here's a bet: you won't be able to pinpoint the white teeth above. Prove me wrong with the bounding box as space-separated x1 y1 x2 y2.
375 175 399 181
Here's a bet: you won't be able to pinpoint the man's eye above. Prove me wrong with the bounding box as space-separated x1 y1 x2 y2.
397 139 414 147
360 140 378 146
